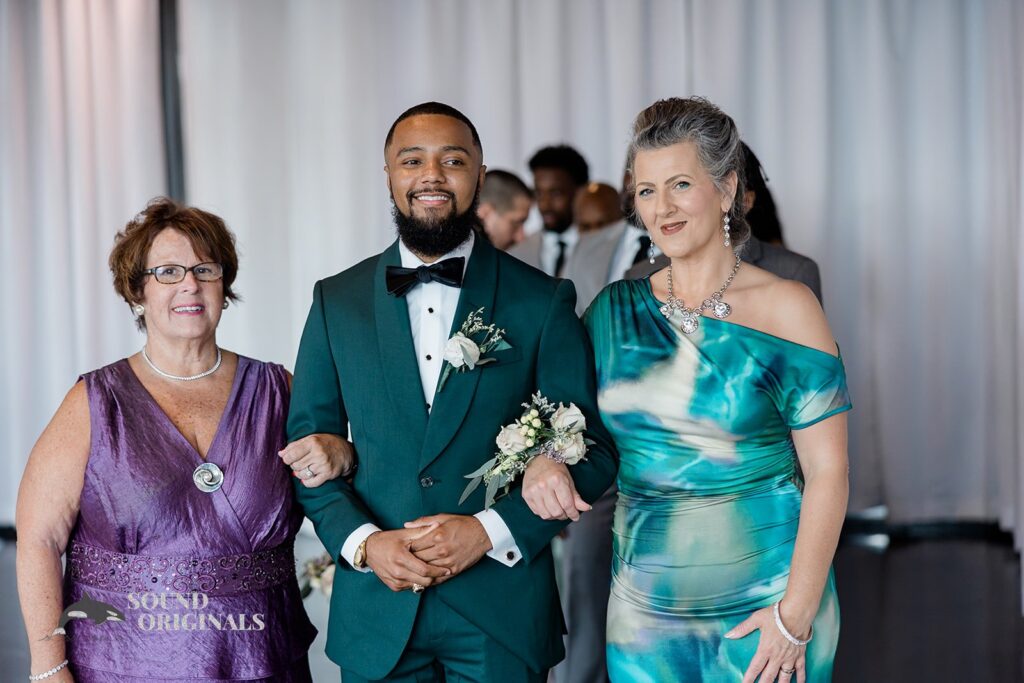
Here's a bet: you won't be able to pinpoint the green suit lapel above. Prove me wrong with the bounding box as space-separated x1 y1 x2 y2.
374 241 429 440
418 236 498 471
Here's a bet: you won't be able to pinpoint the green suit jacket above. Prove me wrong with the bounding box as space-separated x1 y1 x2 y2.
287 235 618 679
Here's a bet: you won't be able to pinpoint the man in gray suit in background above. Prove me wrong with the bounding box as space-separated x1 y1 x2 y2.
509 145 589 276
561 181 651 315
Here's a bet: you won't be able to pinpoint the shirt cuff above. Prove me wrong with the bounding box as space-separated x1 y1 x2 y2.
475 509 522 567
340 523 381 573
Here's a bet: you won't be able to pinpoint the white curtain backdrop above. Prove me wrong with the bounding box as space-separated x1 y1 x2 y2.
0 0 167 525
175 0 1024 527
3 0 1023 605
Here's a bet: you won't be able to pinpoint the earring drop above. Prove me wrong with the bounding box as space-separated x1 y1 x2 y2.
222 300 230 310
132 303 145 317
648 242 656 265
723 215 731 247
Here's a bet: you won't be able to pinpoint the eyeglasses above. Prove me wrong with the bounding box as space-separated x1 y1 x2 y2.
142 262 224 284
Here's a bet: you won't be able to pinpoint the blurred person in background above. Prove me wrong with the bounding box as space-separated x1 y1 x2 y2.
510 145 589 276
477 169 533 250
573 182 623 234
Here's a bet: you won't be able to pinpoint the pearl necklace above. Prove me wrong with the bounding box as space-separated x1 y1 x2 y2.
660 254 741 334
142 346 222 381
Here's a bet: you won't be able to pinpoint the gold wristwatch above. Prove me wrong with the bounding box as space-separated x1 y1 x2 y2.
353 535 370 569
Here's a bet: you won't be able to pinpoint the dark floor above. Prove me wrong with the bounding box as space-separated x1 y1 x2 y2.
3 536 1023 681
834 537 1024 682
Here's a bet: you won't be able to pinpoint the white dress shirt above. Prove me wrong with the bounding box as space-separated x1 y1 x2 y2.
541 226 579 276
608 222 652 285
340 232 523 572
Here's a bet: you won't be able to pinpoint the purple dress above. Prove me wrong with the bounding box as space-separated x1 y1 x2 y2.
63 356 316 682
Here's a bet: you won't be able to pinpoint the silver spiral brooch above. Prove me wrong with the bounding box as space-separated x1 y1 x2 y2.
193 462 225 493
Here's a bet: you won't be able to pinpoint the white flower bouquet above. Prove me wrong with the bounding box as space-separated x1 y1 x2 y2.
459 392 593 509
299 551 336 599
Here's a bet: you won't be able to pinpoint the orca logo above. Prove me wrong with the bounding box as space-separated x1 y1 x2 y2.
50 592 125 637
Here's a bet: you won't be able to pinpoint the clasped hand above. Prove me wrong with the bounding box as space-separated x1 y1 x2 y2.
364 457 592 592
366 515 491 592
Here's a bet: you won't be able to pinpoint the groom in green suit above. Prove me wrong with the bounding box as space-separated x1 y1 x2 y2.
286 102 618 682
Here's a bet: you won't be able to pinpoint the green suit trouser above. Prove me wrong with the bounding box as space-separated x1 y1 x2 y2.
340 590 547 683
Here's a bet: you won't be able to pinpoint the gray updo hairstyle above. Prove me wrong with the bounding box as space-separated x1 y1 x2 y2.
626 97 750 248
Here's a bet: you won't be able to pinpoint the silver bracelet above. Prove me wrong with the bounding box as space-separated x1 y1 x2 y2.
773 601 812 646
28 659 68 681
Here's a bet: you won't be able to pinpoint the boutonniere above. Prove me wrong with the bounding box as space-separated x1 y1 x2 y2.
436 307 511 393
459 392 593 508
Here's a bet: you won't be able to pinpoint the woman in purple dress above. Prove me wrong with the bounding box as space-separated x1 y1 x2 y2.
16 198 354 682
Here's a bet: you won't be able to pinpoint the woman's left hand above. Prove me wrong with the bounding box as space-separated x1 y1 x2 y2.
279 433 356 487
725 606 807 683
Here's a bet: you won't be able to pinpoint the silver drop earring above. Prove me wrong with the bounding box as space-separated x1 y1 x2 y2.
648 241 656 264
132 303 145 317
723 215 731 247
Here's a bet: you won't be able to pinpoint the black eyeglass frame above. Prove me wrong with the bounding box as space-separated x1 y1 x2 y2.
141 262 224 284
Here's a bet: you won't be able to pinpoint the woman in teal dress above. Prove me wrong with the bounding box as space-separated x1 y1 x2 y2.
585 98 851 682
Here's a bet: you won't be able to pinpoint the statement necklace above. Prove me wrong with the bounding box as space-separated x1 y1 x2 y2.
660 254 741 334
142 346 222 381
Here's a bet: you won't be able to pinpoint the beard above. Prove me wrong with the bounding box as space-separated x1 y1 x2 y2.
391 187 482 258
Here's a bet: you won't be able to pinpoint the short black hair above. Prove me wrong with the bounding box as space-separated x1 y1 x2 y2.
528 145 589 186
480 170 533 212
385 101 482 153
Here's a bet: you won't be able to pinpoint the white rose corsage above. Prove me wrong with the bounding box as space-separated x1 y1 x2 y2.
436 307 510 392
459 392 594 509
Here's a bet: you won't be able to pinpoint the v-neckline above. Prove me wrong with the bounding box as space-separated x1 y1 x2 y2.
121 354 245 465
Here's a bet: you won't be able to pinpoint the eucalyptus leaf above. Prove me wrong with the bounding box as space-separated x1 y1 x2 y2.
436 365 453 393
484 474 501 509
300 583 313 599
465 457 498 478
459 476 483 505
476 358 497 366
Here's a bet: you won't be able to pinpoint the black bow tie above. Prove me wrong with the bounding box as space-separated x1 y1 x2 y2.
386 257 465 297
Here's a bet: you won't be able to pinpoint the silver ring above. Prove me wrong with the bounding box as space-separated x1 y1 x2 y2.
412 583 425 594
781 667 796 675
303 466 314 478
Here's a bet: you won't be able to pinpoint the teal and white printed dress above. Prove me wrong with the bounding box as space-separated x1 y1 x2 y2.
584 278 852 683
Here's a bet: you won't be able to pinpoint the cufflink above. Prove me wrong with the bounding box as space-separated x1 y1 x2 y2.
506 551 516 561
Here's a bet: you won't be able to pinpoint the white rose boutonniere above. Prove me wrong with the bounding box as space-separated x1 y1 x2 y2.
436 307 512 392
443 332 481 370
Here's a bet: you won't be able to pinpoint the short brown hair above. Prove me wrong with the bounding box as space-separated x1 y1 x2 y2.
109 197 240 330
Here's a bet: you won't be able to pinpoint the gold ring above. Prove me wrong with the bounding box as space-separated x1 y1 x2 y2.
412 583 425 594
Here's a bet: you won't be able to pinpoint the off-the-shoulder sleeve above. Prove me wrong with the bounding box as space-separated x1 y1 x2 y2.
776 349 852 430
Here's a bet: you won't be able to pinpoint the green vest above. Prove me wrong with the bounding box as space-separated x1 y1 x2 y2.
288 236 617 679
